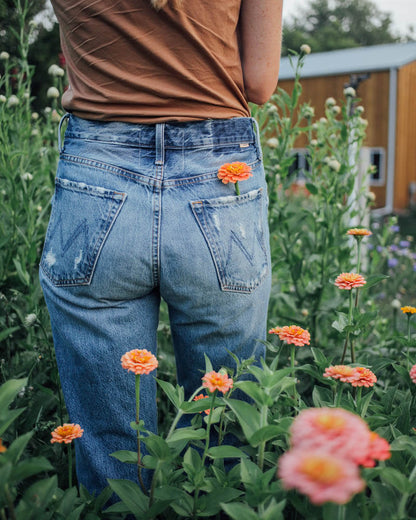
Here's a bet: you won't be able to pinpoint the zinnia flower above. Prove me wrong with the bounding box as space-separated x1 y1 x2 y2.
278 449 365 505
334 273 366 290
269 325 310 347
217 162 252 185
194 394 210 415
349 367 377 387
202 370 233 394
0 439 7 453
323 365 357 383
290 408 371 465
410 364 416 384
121 349 158 375
51 423 84 444
401 306 416 315
347 228 372 237
357 432 391 468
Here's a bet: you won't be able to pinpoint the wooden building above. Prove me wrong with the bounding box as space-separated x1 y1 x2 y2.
277 42 416 212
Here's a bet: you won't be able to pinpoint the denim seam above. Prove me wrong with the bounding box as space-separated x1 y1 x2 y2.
60 153 261 187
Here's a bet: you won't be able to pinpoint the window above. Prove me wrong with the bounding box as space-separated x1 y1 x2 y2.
368 148 385 186
288 149 311 180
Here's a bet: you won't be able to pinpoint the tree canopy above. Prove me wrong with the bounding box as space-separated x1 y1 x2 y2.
282 0 413 55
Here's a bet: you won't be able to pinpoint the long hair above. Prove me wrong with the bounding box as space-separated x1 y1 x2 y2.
151 0 182 9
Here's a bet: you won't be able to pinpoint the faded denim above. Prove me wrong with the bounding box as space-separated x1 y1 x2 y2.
39 115 271 494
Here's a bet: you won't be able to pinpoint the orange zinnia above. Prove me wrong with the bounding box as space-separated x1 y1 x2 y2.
217 162 253 184
401 306 416 315
121 349 158 375
324 366 376 387
269 325 311 347
194 393 210 415
202 370 233 394
347 228 372 237
0 439 7 453
334 273 366 290
50 423 84 444
349 367 377 387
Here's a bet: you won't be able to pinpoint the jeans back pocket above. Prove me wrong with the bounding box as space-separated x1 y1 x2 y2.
191 188 269 293
40 177 126 286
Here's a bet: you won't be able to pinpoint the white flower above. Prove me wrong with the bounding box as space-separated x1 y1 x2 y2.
391 299 401 310
36 205 42 212
327 158 341 172
0 95 6 104
47 86 60 99
303 106 315 119
7 95 19 107
331 105 341 115
266 137 279 149
367 191 376 201
267 104 278 115
44 107 52 114
356 105 365 114
325 97 336 107
310 139 318 146
31 128 39 136
319 117 327 124
31 112 39 120
344 86 356 97
24 313 37 327
359 117 368 127
48 64 65 77
21 172 33 181
300 44 311 55
23 92 30 99
0 51 10 61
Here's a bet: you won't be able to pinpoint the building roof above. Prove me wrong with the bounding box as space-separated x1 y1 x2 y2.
278 42 416 80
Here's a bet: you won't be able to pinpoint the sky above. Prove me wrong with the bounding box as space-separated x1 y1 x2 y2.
283 0 416 37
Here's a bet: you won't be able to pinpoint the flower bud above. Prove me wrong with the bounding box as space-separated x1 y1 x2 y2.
47 86 60 99
300 44 311 55
344 86 356 97
325 97 336 108
7 95 19 107
48 64 65 77
0 51 10 61
266 137 279 149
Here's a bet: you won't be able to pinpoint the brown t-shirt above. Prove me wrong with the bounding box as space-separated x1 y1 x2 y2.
51 0 250 123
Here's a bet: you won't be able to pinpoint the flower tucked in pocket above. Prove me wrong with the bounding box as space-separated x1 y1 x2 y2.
217 162 253 195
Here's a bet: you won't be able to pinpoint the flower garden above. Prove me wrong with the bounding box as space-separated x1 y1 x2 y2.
2 4 416 520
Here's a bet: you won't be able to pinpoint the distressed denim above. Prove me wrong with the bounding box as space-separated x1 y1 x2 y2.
39 114 271 494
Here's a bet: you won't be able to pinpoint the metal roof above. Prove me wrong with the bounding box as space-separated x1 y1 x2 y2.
278 42 416 80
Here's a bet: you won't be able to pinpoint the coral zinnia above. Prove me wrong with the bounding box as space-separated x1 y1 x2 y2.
334 273 366 290
401 306 416 315
269 325 311 347
278 448 366 505
217 162 253 184
349 367 377 387
202 370 233 394
347 228 372 237
324 366 376 387
121 349 158 375
0 438 7 453
51 423 84 444
410 364 416 384
357 432 391 468
194 394 210 415
290 407 371 465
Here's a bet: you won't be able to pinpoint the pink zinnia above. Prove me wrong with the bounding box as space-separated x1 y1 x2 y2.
334 273 366 290
349 367 377 387
324 366 377 387
278 448 365 505
323 365 357 383
121 349 158 375
202 371 233 394
410 364 416 384
268 325 311 347
357 432 391 468
290 407 371 465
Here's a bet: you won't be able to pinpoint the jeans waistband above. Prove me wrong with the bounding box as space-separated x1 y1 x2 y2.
59 114 258 153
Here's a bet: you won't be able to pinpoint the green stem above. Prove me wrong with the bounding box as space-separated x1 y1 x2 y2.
135 374 147 494
398 461 416 518
68 443 72 488
341 290 354 364
407 316 411 368
148 460 160 508
337 504 346 520
257 404 268 471
235 181 240 196
4 485 16 520
166 385 204 440
356 240 362 274
355 386 362 412
334 383 344 407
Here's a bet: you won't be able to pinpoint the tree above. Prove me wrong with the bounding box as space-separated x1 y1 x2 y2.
282 0 407 55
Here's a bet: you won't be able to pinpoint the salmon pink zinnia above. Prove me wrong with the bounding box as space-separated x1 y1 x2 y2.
217 162 253 185
121 349 158 375
290 407 371 465
51 423 84 444
349 367 377 387
334 273 366 290
357 431 391 468
324 366 377 387
202 370 233 394
347 228 372 237
278 449 366 505
410 364 416 384
323 365 356 383
269 325 311 347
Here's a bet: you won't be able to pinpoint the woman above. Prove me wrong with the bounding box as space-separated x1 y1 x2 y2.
41 0 283 494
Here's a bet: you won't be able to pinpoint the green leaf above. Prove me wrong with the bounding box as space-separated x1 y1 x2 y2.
110 450 138 464
380 467 412 494
156 379 184 410
331 312 349 333
143 434 171 460
6 431 33 464
0 378 27 409
0 326 20 342
312 385 333 408
234 381 270 406
200 488 243 516
11 457 54 483
166 428 206 444
0 408 26 437
107 479 148 516
181 399 223 414
363 274 389 290
19 476 58 511
207 446 248 459
221 502 259 520
224 398 261 440
305 183 318 195
248 425 283 447
262 498 286 520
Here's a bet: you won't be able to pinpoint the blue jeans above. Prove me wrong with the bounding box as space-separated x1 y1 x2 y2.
39 115 271 494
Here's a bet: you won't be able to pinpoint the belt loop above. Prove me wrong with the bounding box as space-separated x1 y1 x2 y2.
251 117 263 162
155 123 165 165
58 113 70 153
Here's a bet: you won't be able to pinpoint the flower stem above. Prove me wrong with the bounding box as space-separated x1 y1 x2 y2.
166 385 204 440
398 462 416 518
135 374 147 494
337 504 346 520
407 315 411 368
290 344 298 406
68 443 72 488
257 404 268 471
235 181 240 196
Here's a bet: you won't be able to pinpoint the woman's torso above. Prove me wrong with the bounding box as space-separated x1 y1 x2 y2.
51 0 250 123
